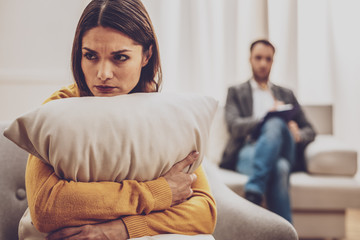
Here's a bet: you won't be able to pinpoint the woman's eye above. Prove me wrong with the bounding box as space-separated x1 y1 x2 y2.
113 54 128 61
84 52 97 60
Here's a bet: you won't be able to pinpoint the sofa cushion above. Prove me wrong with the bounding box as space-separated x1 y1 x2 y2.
217 167 360 211
216 167 247 196
305 135 358 176
4 93 218 182
290 172 360 210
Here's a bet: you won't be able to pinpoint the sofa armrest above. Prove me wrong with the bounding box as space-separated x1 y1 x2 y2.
1 121 29 240
305 135 358 176
203 160 298 240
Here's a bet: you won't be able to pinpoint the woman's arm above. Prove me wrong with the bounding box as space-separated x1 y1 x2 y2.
123 165 217 238
26 154 173 233
27 151 200 233
46 165 217 240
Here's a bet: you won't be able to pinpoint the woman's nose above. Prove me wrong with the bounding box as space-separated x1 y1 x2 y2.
97 60 113 81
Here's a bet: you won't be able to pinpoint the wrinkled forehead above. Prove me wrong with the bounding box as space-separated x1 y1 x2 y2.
82 26 143 53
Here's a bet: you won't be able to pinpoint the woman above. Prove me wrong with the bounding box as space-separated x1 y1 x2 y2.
23 0 216 239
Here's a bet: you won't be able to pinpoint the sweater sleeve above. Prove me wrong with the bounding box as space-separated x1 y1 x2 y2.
122 165 217 238
26 154 172 233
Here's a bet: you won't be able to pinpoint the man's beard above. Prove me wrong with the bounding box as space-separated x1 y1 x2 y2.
253 71 269 83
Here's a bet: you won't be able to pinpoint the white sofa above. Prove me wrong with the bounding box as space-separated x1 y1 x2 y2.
205 105 359 240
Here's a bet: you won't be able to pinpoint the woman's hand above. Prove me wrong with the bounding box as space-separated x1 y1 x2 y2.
163 151 199 206
46 219 129 240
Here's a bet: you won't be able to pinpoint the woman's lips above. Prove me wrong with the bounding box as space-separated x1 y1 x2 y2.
95 85 117 93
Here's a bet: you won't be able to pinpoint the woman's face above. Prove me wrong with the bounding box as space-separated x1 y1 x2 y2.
81 26 151 96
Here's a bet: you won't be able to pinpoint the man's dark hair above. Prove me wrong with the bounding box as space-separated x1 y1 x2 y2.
250 39 275 53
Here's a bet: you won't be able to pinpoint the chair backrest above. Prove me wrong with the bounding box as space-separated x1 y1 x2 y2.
0 122 29 240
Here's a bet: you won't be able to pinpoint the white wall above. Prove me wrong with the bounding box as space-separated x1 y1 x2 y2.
143 0 270 104
296 0 360 173
0 0 88 121
294 0 360 154
267 0 298 92
1 0 359 159
329 0 360 153
297 0 334 105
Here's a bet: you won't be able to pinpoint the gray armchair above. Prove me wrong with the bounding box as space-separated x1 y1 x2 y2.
0 121 298 240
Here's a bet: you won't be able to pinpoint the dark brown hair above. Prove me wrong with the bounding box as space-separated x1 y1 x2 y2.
250 39 275 54
72 0 162 96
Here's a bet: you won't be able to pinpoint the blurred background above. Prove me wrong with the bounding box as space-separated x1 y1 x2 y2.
0 0 359 163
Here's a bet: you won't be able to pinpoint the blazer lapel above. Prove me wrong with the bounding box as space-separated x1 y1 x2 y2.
239 80 253 117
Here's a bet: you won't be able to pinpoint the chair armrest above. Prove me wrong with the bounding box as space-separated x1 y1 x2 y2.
203 160 298 240
305 135 358 176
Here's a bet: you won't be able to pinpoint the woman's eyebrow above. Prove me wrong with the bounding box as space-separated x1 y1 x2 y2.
111 49 132 55
82 47 97 54
82 47 131 55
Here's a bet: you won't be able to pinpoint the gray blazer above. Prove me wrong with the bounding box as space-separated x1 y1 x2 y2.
220 80 316 171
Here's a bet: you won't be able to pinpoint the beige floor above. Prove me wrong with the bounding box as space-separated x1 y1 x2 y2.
343 208 360 240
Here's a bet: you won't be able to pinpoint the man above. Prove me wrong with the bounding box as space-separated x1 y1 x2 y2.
220 39 316 223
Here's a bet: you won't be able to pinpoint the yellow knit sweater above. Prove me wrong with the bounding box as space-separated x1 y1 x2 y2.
26 84 217 238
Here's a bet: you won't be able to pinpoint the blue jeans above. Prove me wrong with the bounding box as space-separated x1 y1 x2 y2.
236 117 295 223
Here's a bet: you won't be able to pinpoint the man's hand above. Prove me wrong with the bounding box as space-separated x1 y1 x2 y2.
163 151 199 206
46 219 129 240
270 100 285 111
288 120 301 143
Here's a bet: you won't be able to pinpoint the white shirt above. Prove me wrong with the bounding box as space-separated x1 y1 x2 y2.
250 78 275 120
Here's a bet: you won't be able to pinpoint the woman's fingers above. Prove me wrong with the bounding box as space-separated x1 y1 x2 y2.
171 151 199 172
46 219 129 240
163 151 200 205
